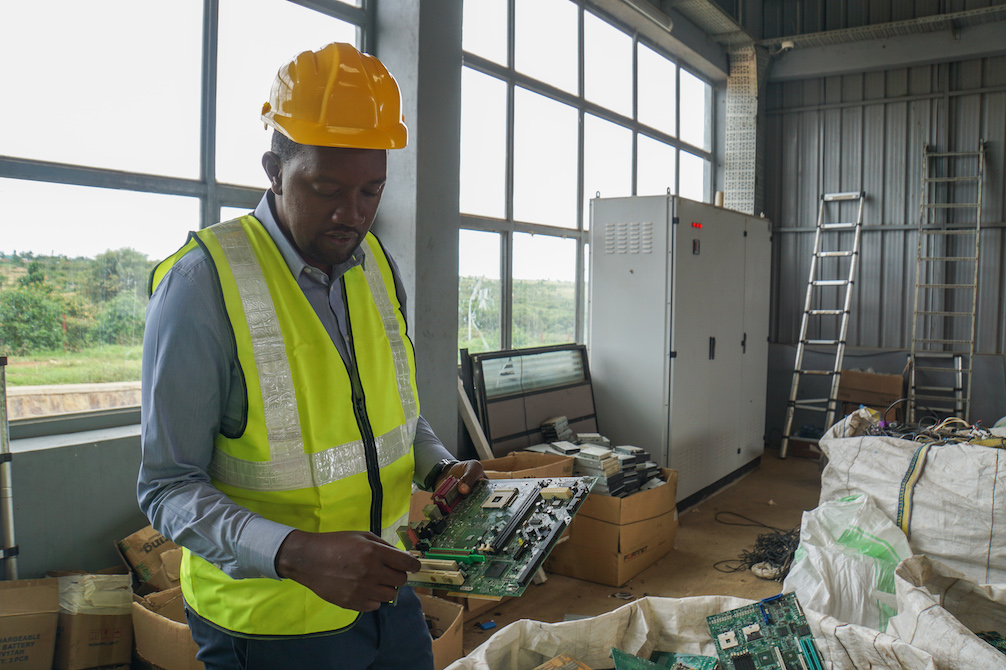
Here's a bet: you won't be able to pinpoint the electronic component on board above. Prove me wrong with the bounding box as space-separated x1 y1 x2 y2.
707 593 824 670
398 476 595 598
432 475 463 515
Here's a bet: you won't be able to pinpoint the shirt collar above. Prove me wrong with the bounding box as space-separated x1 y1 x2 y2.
252 191 365 283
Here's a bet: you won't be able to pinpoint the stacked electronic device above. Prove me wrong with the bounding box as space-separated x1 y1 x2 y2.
527 422 664 498
541 416 576 443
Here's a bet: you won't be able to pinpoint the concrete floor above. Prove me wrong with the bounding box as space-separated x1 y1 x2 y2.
461 450 823 655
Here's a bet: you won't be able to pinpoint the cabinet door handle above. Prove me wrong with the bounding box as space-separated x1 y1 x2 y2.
709 337 716 360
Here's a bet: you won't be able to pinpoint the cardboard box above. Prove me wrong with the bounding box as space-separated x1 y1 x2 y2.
563 509 678 554
417 593 463 670
53 613 131 670
48 571 133 670
545 511 678 587
578 469 677 525
116 526 182 592
131 587 203 670
836 370 903 408
544 469 679 587
0 578 59 670
481 452 575 479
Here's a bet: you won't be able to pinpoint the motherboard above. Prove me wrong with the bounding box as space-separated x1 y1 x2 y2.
706 593 824 670
398 475 595 598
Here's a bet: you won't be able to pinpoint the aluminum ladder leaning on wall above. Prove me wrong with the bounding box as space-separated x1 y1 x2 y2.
909 141 986 424
780 191 865 458
0 356 18 580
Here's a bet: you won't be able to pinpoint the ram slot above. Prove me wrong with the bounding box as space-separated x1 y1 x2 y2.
489 490 539 553
516 516 569 585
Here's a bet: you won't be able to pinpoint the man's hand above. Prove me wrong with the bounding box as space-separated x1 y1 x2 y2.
275 530 421 612
435 459 487 496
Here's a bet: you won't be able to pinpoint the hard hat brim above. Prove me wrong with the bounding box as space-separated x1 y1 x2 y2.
264 115 408 150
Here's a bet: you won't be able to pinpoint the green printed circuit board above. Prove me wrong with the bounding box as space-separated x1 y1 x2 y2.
706 593 825 670
398 476 595 598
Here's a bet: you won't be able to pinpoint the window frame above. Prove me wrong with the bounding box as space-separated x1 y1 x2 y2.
460 0 715 350
0 0 368 431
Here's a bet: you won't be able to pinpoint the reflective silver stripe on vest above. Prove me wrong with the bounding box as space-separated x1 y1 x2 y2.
383 512 410 547
213 220 304 464
359 238 419 422
209 416 418 491
206 221 418 492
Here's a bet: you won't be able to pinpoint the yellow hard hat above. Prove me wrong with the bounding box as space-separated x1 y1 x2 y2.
261 42 408 149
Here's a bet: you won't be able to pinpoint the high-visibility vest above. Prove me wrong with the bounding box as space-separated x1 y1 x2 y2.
150 216 419 635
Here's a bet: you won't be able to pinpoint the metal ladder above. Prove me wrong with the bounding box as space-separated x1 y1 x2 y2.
1 356 17 580
780 191 865 458
908 141 985 423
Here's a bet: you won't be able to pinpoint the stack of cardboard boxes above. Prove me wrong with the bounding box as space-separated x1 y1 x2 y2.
0 522 465 670
545 468 678 586
0 579 59 669
0 527 179 670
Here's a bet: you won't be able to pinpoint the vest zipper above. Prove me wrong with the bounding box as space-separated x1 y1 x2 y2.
340 281 384 537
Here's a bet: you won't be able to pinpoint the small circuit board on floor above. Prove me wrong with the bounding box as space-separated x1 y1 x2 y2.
611 647 719 669
398 475 595 598
706 593 824 670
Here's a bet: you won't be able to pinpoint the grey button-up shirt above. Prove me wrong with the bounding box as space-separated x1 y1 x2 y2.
138 192 452 579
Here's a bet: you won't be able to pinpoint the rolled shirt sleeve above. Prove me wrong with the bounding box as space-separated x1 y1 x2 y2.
139 248 294 579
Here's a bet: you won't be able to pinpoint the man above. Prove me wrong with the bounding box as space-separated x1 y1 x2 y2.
138 42 484 669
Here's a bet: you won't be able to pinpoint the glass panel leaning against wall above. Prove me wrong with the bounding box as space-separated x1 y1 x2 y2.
0 180 198 419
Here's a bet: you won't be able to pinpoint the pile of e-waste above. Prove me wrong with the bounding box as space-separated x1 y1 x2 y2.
447 409 1006 670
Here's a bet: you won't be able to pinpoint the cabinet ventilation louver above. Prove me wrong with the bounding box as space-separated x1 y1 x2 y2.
604 221 653 255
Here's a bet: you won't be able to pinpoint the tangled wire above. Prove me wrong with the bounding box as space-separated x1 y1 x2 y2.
712 511 801 581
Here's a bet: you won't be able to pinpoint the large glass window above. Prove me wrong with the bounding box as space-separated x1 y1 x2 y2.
584 115 633 229
680 68 712 151
638 44 677 137
512 234 577 348
462 0 508 66
215 0 357 187
513 89 579 228
584 11 633 118
1 1 366 419
460 1 715 354
514 0 578 94
1 0 202 178
460 70 508 219
459 231 503 355
680 151 710 202
637 135 677 197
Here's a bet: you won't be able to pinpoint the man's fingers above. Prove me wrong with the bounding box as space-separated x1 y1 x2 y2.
372 541 422 573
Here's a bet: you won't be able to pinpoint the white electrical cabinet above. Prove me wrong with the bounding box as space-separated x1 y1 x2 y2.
589 195 771 503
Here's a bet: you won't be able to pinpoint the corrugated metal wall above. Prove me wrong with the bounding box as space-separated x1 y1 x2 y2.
759 0 1006 38
764 55 1006 353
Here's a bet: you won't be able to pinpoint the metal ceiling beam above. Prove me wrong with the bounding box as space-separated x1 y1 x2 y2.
588 0 729 81
769 20 1006 82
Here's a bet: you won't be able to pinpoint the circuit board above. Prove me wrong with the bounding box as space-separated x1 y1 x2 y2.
706 593 824 670
398 476 595 598
611 647 719 669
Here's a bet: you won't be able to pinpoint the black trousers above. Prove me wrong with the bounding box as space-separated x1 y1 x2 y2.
185 586 435 670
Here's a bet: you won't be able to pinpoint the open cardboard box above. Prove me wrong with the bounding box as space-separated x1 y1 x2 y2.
131 587 203 670
116 526 182 593
47 569 133 670
0 578 59 670
480 452 575 479
417 593 464 670
545 468 679 587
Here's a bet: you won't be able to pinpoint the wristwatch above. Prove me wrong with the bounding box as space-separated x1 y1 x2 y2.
424 458 458 491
